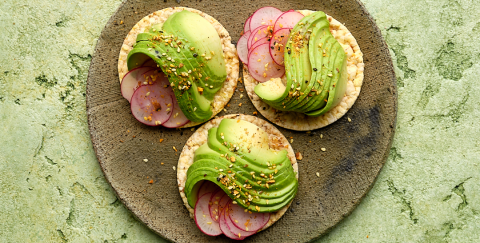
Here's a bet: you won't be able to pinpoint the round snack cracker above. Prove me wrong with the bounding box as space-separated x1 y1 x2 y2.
177 114 299 231
118 7 239 128
244 10 364 131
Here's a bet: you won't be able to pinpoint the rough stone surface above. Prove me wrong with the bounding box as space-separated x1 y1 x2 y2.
0 1 478 243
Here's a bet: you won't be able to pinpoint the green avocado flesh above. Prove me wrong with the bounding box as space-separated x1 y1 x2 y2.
184 119 298 213
126 10 227 123
254 11 348 117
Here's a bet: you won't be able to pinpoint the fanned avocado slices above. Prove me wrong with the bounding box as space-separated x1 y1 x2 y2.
254 11 348 116
184 119 298 213
126 10 227 123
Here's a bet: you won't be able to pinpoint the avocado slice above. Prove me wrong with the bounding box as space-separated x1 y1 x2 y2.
184 119 298 213
288 18 331 111
126 10 227 123
253 11 348 116
127 36 213 122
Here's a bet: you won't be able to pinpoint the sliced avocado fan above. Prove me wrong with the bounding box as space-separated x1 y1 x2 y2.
184 119 298 213
126 10 227 123
254 11 348 117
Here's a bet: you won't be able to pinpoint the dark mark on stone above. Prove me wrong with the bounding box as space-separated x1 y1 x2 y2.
35 74 57 88
387 180 418 224
57 229 67 243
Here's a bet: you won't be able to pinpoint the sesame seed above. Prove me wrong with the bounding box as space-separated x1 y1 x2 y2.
316 172 320 177
321 148 326 152
143 159 148 162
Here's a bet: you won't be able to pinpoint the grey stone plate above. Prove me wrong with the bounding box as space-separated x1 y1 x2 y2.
86 0 397 242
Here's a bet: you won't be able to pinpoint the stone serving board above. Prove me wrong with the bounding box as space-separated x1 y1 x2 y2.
86 0 397 242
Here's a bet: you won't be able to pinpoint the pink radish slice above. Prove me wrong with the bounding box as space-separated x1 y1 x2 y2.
161 94 190 128
194 193 222 236
137 69 162 85
219 204 242 240
218 193 231 214
136 67 155 81
273 10 304 32
121 66 156 102
269 28 292 66
130 82 173 126
247 37 269 60
244 16 252 33
197 181 218 199
225 203 256 238
237 31 251 64
141 58 157 67
249 6 283 33
228 202 270 232
248 25 271 50
209 190 227 222
247 43 285 82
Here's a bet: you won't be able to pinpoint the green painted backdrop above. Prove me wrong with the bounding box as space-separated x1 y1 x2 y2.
0 0 479 242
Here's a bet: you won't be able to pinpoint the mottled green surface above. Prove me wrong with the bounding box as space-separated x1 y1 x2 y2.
1 0 479 242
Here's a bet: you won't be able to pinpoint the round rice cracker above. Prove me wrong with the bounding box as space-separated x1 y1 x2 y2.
177 114 299 231
118 7 239 128
244 10 365 131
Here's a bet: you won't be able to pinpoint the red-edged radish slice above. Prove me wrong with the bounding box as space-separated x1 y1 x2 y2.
273 10 304 32
209 190 227 222
197 181 218 199
225 202 256 238
136 67 155 81
218 193 231 214
137 69 163 85
248 25 271 50
249 6 283 32
162 94 190 128
247 37 269 60
228 202 270 232
130 82 173 126
219 203 241 240
247 43 285 82
237 31 251 64
269 28 292 66
194 193 222 236
244 16 252 33
120 66 153 102
140 58 157 68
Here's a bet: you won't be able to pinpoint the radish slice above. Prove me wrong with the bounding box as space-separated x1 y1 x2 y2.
120 67 154 102
247 43 285 82
225 202 256 238
136 67 155 81
228 202 270 232
194 193 222 236
218 193 231 214
162 95 190 128
247 37 269 60
130 82 173 126
140 58 157 68
219 204 242 240
244 16 252 33
248 25 271 50
237 31 251 64
137 69 161 85
249 6 283 32
197 181 218 199
273 10 304 32
209 190 227 222
269 28 291 66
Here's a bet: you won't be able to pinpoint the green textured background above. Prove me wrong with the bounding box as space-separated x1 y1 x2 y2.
1 0 479 242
